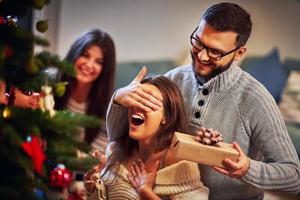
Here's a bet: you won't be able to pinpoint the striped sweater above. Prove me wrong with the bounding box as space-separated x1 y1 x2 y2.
67 98 108 154
106 63 300 199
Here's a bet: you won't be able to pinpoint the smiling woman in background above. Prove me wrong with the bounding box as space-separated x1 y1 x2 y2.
55 29 116 152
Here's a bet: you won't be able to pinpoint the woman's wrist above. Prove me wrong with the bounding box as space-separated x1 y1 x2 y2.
83 168 98 193
139 186 160 200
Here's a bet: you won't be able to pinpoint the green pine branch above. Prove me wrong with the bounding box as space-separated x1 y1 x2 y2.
0 1 104 198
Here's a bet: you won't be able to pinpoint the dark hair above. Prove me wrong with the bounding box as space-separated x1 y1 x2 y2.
55 29 116 143
101 76 189 179
201 2 252 47
141 76 189 151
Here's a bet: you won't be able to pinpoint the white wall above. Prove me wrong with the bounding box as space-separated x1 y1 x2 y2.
51 0 300 63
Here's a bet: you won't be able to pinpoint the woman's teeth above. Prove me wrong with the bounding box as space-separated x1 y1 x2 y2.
81 69 92 75
131 114 145 126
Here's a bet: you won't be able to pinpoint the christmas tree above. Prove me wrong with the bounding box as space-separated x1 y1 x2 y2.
0 1 99 199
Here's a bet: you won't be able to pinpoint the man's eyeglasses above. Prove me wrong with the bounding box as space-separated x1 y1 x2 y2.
190 27 241 61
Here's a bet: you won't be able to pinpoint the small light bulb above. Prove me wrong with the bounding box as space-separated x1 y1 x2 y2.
3 107 11 118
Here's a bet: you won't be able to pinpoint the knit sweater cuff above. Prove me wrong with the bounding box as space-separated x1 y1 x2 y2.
106 90 128 141
241 159 260 186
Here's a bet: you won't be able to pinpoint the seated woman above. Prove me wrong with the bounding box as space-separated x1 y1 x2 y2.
85 76 208 200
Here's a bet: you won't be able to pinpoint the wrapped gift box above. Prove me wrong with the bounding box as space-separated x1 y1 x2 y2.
171 132 239 168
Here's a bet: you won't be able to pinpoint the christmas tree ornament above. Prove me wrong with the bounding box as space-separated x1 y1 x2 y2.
54 82 68 97
36 20 48 33
39 85 56 117
49 164 73 190
6 15 18 27
32 0 46 10
21 135 46 175
0 16 6 24
34 187 46 200
4 46 13 58
2 106 11 118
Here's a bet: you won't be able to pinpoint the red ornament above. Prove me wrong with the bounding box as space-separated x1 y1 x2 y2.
4 46 13 58
0 16 6 24
50 164 73 190
22 135 46 175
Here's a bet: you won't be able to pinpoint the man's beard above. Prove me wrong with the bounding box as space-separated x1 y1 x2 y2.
191 51 235 81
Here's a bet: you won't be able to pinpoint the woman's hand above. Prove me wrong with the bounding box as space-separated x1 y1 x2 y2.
127 159 161 200
83 150 106 193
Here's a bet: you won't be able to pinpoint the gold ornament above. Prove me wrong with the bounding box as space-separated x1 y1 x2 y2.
3 106 11 118
36 20 48 33
32 0 46 10
54 82 68 97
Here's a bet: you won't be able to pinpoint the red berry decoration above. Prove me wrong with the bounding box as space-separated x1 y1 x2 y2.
49 164 73 190
0 16 6 24
4 46 13 58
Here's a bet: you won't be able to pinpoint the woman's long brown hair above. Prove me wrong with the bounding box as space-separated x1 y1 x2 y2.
102 76 189 179
55 29 116 143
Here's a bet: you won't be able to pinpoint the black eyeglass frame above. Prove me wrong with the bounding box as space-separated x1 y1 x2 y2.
190 27 241 61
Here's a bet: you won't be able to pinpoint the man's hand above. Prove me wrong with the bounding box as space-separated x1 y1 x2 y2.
0 80 6 105
213 142 250 178
114 66 162 112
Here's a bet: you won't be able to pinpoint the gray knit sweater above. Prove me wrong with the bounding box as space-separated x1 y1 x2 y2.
106 63 300 200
